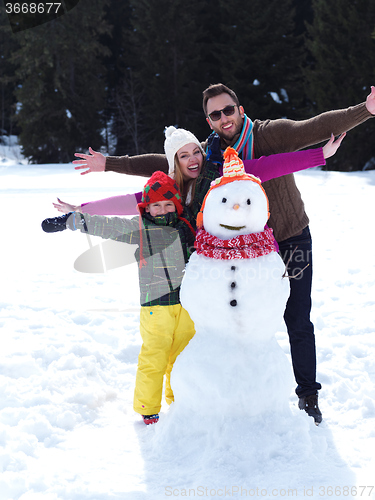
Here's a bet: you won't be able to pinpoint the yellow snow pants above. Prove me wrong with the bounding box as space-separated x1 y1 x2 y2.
133 304 195 416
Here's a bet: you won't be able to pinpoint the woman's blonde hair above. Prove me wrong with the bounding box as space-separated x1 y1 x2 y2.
173 151 206 206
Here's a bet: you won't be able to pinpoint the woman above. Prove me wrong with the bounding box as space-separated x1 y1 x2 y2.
54 126 344 221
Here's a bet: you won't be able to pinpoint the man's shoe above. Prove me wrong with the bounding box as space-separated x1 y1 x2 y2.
142 414 159 425
298 394 323 425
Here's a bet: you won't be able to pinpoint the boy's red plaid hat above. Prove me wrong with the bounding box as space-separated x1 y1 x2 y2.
137 171 183 215
137 171 195 268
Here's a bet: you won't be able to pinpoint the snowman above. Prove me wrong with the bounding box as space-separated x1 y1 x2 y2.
171 147 293 419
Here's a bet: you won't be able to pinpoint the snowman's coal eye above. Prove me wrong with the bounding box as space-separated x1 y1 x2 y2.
247 199 251 205
222 197 227 203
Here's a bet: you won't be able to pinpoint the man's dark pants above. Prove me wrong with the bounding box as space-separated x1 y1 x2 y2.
278 226 322 398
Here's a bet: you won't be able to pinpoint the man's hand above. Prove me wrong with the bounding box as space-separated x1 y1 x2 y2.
73 147 106 175
366 86 375 115
322 132 346 159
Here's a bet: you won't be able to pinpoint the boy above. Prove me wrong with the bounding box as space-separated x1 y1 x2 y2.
42 171 196 424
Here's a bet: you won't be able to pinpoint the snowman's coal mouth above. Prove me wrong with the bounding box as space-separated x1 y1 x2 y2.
220 224 246 231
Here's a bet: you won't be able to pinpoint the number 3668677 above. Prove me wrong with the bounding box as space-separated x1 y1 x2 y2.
5 3 62 14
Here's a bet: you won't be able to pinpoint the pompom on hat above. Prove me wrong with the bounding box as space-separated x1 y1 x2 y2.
164 126 204 174
196 147 270 229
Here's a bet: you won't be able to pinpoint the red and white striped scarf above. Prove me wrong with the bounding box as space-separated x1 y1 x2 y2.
195 227 277 260
233 114 254 160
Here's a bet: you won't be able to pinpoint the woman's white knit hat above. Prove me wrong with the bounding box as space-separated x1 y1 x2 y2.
164 126 204 174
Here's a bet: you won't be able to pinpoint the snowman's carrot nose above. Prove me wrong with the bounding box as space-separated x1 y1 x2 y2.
233 204 240 210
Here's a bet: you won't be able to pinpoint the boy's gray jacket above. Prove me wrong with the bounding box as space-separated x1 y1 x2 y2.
68 212 195 307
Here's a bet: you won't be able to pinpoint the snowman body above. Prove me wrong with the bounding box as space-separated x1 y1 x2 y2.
172 178 292 418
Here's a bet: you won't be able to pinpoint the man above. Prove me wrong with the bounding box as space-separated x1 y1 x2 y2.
73 84 375 423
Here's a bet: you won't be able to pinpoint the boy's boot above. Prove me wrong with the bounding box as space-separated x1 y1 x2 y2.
142 414 159 425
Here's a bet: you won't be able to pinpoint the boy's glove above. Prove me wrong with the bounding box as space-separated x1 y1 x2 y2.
41 213 72 233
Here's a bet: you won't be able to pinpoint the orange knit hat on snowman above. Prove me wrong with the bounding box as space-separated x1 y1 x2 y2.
196 147 270 229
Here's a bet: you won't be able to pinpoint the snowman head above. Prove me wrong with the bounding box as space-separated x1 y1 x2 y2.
197 148 270 239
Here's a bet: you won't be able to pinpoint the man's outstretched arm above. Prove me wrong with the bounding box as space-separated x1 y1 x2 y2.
255 87 375 156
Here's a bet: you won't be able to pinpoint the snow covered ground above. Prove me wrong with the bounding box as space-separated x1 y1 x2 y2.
1 138 374 499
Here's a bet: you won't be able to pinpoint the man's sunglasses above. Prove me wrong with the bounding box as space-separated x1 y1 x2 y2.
208 104 238 122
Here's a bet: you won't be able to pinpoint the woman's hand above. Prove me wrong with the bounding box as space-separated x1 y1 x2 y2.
53 198 81 214
73 147 106 175
322 132 346 159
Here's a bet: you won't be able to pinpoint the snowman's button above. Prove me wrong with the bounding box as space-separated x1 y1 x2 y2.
230 282 236 289
230 299 237 307
231 266 236 271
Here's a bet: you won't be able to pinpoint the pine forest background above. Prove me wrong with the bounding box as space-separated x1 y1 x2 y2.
1 0 375 171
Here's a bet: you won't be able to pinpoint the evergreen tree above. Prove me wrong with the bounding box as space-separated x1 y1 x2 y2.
0 8 20 137
193 0 228 89
293 0 314 37
305 0 375 171
112 67 148 155
100 0 139 155
12 0 111 163
128 0 207 152
216 0 305 121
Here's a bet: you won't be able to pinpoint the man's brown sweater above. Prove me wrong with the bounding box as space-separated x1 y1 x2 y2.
105 102 373 242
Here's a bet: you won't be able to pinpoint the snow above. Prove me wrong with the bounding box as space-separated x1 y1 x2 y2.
0 135 25 166
1 146 375 499
269 92 282 104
